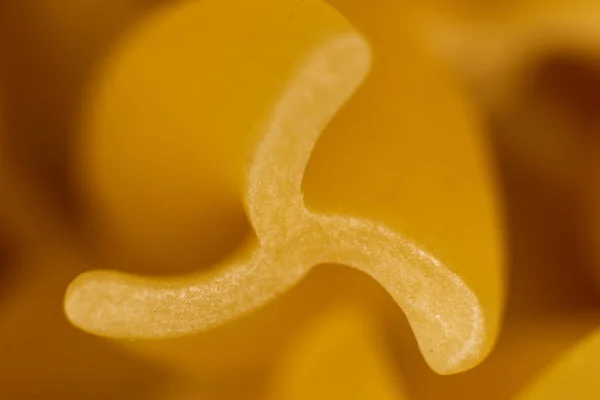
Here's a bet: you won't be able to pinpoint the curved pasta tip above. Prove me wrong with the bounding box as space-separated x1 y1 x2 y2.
64 271 122 336
63 273 129 336
310 217 488 375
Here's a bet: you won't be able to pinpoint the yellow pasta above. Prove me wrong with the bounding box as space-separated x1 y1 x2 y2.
110 265 388 384
64 0 504 375
1 0 600 399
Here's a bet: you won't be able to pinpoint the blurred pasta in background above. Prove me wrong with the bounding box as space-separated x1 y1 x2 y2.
1 0 600 399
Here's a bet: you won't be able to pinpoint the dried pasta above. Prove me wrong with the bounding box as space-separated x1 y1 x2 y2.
64 0 504 375
0 0 599 399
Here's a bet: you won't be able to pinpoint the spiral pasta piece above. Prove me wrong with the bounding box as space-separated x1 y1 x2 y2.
2 0 600 398
64 0 504 375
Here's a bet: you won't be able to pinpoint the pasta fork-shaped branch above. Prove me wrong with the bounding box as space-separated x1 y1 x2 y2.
65 0 504 375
